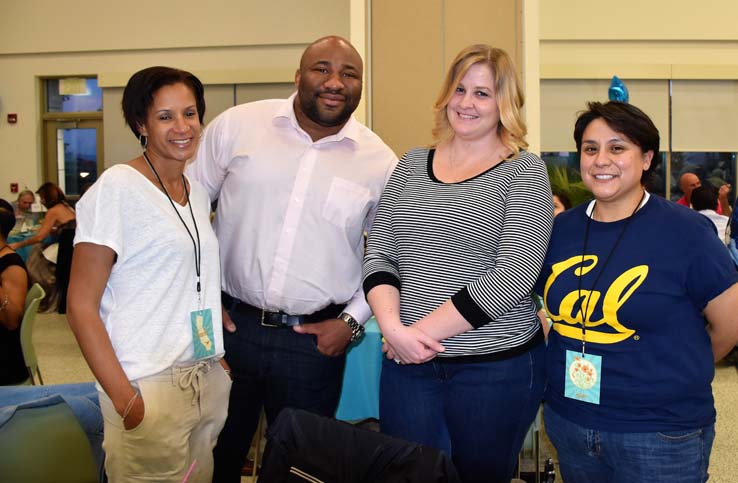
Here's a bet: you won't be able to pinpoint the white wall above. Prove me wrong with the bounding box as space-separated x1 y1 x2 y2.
0 1 351 200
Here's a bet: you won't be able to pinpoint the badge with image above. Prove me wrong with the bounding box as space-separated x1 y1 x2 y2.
191 308 215 359
564 349 602 405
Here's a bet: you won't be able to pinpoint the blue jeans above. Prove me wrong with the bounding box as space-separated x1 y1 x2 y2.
544 405 715 483
212 307 346 483
0 382 105 481
379 341 545 483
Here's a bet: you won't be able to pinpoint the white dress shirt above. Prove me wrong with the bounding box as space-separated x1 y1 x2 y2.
187 94 397 323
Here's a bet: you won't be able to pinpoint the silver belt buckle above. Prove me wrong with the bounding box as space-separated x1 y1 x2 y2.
260 311 282 328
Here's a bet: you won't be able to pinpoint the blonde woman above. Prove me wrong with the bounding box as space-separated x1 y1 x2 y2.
363 45 553 483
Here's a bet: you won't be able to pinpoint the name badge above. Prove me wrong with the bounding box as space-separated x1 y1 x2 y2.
190 308 215 359
564 350 602 405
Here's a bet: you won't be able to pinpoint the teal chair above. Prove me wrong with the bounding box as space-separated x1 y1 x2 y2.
19 283 46 385
0 399 98 483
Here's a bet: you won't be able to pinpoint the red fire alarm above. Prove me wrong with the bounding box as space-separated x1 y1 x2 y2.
10 183 18 194
7 113 17 124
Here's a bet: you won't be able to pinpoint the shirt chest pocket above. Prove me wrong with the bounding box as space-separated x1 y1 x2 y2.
322 177 373 229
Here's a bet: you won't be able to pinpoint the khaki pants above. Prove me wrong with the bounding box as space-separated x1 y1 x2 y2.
99 359 231 482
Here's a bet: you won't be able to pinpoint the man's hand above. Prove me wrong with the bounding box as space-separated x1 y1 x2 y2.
719 183 732 199
293 318 352 356
222 305 236 333
719 183 733 216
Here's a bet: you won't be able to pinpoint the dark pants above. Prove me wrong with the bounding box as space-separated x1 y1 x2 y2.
212 306 346 483
379 341 545 483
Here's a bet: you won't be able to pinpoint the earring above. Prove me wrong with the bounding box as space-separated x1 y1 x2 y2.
138 134 148 149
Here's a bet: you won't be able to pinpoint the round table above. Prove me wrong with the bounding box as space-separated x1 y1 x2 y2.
7 231 35 262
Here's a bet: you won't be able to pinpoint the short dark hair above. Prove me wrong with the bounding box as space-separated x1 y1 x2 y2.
122 66 206 145
691 185 718 211
574 101 660 183
36 182 66 208
0 199 15 238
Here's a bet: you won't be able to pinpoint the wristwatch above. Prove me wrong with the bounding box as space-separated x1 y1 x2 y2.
339 312 365 343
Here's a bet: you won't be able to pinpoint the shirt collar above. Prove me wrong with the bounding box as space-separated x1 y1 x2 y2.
274 92 360 147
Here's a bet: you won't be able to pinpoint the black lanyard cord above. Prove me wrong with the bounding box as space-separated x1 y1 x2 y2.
143 152 202 294
577 190 645 355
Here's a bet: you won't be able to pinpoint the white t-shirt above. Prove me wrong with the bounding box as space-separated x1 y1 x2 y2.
698 209 730 245
75 164 223 381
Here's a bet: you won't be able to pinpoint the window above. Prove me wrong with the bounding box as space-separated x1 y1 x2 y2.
46 78 103 113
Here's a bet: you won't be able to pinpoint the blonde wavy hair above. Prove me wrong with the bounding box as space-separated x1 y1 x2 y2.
431 44 528 155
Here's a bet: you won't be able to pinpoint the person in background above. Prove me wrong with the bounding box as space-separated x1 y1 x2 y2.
363 44 552 483
0 200 29 385
67 66 230 483
11 190 35 221
692 185 730 244
677 171 732 216
9 183 74 252
187 35 397 483
537 101 738 483
9 182 75 312
552 190 572 218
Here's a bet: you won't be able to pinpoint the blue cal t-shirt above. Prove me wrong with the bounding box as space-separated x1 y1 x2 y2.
536 195 738 432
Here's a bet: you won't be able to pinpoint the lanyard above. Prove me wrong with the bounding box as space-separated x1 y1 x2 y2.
143 152 202 303
577 190 646 356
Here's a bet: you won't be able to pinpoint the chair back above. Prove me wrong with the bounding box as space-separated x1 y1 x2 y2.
0 399 98 483
20 283 46 385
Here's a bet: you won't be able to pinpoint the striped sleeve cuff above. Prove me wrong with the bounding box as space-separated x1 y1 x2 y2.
362 272 401 296
451 287 492 329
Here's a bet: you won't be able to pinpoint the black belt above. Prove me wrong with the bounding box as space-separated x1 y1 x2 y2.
222 292 345 328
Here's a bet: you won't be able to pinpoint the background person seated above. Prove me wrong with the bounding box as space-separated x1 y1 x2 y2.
0 200 30 385
692 185 730 245
677 171 732 215
9 183 75 312
12 191 34 216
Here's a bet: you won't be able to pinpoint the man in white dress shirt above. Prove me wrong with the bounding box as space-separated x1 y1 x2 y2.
188 35 397 482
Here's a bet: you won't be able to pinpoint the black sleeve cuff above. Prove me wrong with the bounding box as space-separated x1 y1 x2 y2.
363 272 401 297
451 287 492 329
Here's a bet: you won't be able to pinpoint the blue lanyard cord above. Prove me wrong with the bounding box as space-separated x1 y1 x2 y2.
143 152 202 295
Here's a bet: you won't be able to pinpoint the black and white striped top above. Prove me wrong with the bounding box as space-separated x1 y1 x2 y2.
363 147 554 358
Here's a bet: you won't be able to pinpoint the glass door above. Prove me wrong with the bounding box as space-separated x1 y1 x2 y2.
44 119 103 196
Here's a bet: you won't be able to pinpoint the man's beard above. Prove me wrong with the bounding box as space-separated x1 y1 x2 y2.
299 89 358 127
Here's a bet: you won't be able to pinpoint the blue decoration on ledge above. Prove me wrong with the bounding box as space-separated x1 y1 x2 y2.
608 76 629 103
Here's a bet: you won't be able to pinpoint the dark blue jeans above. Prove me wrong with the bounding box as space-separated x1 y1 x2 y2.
212 308 346 483
379 341 545 483
544 405 715 483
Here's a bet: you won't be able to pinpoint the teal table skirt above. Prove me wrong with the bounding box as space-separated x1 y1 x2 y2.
335 318 383 421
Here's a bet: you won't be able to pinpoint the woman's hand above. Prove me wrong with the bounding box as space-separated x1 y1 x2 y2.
122 394 146 431
383 324 444 364
8 242 21 251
